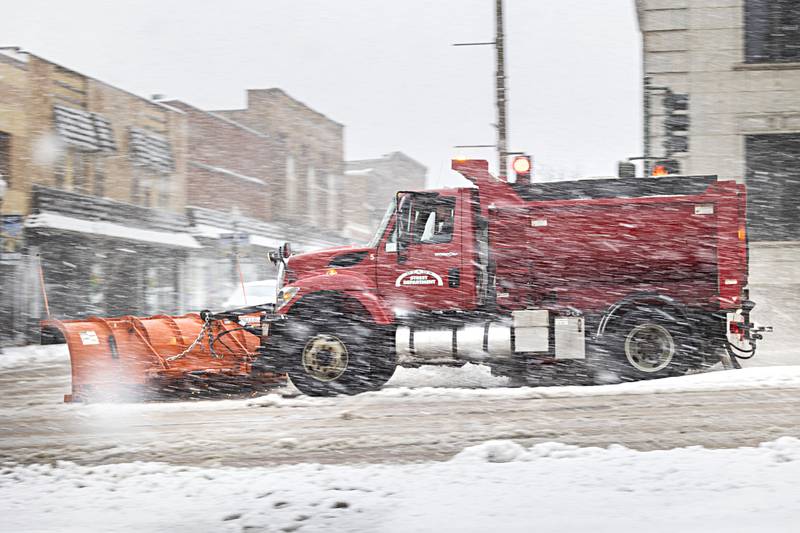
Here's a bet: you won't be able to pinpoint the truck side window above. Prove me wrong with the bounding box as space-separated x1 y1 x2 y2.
413 197 455 245
384 225 398 252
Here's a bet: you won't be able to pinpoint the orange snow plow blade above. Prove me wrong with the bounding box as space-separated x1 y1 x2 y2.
43 313 284 402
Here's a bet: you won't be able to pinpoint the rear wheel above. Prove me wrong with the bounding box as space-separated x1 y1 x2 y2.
597 308 691 381
282 303 397 396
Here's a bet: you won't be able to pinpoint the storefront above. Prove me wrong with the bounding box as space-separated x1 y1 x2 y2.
22 186 200 327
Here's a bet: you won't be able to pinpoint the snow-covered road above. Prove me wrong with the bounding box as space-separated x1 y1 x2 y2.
1 345 799 467
2 345 800 532
3 438 800 533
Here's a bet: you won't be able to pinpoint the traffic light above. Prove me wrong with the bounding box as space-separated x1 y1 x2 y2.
511 155 532 184
663 92 689 156
651 159 680 176
617 161 636 178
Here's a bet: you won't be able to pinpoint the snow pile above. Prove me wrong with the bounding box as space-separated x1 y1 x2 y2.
2 438 799 532
387 361 508 389
376 364 800 400
0 344 69 370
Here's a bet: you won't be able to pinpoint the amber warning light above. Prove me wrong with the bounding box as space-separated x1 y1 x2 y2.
651 159 679 177
652 165 669 177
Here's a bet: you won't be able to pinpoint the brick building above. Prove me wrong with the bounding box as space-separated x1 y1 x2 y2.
0 48 194 341
0 49 424 343
212 89 347 249
163 99 285 308
636 0 800 361
344 152 427 243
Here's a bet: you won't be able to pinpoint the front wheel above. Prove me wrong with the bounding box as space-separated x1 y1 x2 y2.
283 310 396 396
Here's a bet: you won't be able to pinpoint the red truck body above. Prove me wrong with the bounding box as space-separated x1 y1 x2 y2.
265 159 753 394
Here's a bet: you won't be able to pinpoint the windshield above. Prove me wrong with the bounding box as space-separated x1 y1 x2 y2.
367 197 396 248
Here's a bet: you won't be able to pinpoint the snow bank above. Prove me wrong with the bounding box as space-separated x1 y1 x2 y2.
375 363 800 401
387 361 509 388
0 344 69 371
2 438 799 532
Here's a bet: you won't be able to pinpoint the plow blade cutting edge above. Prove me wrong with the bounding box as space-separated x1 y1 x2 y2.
43 312 285 402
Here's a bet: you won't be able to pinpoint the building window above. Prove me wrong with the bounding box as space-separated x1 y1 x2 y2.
94 157 106 197
306 165 317 226
142 182 151 207
131 173 141 204
132 169 151 207
745 0 800 63
0 132 10 188
144 265 177 314
157 175 171 208
746 134 800 241
71 151 89 194
54 155 66 188
88 262 105 315
129 168 172 208
326 173 337 230
285 154 296 211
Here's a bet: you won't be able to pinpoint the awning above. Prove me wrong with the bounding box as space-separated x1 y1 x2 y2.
26 212 201 249
191 223 283 249
250 235 284 249
129 128 174 173
53 105 117 152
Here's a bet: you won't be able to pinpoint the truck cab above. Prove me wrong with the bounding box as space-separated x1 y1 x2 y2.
274 186 483 319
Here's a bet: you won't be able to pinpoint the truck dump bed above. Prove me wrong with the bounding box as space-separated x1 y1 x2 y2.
491 176 748 312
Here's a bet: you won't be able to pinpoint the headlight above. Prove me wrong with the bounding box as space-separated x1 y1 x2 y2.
276 286 300 311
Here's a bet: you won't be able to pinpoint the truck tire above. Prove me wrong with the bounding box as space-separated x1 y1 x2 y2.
597 308 691 381
364 325 399 390
284 309 396 396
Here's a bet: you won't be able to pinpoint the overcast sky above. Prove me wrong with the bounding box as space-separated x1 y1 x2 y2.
2 0 642 188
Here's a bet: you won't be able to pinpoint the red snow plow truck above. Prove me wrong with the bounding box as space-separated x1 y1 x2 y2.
45 159 767 400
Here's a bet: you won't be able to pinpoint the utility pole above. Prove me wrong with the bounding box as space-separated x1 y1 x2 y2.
454 0 509 180
495 0 508 180
643 76 651 177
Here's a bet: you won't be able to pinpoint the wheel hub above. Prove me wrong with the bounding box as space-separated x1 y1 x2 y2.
624 323 675 373
302 334 349 382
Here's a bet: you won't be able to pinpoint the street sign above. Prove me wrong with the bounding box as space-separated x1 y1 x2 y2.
219 232 250 247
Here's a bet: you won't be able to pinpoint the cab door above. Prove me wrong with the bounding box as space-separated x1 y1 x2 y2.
375 191 464 312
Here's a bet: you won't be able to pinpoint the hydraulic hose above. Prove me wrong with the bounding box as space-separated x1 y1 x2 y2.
725 339 757 370
210 326 260 356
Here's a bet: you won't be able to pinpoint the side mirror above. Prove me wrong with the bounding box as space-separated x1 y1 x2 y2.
385 241 397 253
270 242 292 265
396 194 411 263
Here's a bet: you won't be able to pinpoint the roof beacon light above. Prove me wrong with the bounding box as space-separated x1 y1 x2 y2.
511 155 532 185
512 156 531 174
